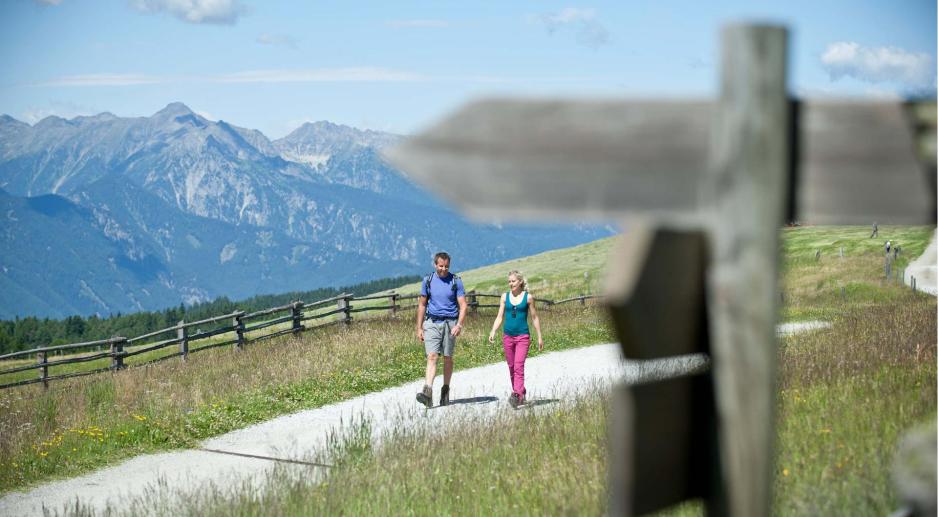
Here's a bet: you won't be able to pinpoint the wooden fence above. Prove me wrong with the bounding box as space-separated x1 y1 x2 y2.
0 290 600 390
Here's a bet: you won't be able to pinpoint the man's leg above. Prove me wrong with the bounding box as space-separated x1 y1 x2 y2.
425 352 439 387
442 356 454 385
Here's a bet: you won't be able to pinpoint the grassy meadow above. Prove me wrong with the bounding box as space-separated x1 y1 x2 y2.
1 225 935 517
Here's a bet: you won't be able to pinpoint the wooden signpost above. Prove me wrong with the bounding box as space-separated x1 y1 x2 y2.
387 23 934 516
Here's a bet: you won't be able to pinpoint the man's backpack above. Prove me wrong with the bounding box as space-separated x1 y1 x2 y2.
424 272 460 300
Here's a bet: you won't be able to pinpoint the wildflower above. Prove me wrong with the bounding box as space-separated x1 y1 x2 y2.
783 468 789 477
819 428 831 434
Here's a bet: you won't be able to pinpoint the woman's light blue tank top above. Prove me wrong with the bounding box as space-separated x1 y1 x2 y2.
503 291 530 336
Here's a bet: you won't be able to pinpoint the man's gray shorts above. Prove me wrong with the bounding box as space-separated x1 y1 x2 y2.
423 319 457 357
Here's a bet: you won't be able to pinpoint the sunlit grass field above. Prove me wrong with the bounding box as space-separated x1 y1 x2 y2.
2 225 935 517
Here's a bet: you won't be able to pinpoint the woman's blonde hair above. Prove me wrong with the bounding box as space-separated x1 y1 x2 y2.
508 270 527 291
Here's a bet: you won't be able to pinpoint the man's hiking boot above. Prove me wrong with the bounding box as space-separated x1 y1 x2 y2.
440 385 450 406
509 393 520 409
416 385 432 408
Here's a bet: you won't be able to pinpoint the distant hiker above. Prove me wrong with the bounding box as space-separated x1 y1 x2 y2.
487 270 544 408
415 251 467 407
870 222 879 238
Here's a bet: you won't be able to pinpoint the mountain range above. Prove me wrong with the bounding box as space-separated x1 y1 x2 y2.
0 103 614 319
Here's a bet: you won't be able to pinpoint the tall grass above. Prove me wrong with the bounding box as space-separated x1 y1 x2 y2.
78 387 613 517
0 304 613 492
774 296 936 514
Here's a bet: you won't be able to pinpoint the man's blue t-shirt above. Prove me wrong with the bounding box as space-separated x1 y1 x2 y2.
421 273 465 319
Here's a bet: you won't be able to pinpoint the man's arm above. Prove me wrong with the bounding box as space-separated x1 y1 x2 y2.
453 295 468 337
416 295 427 342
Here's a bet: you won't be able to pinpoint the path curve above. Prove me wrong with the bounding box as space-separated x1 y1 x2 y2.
0 344 707 516
904 228 938 296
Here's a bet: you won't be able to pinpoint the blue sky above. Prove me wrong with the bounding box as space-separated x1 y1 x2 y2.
1 0 934 138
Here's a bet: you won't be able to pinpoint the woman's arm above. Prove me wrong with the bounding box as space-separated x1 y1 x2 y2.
488 293 506 344
528 294 544 351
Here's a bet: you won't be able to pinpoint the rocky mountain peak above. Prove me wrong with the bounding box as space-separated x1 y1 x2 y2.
154 102 195 118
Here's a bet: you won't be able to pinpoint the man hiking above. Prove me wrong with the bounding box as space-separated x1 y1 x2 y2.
416 251 467 407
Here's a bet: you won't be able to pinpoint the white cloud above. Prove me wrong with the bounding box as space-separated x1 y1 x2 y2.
131 0 246 25
385 19 450 29
39 73 165 87
530 7 610 49
821 42 935 90
256 33 298 50
216 68 424 83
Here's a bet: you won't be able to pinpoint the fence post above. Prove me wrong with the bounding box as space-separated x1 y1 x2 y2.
389 292 399 318
468 290 477 313
110 337 126 371
234 312 246 350
178 321 188 360
580 293 586 306
38 351 48 388
337 296 352 325
291 301 305 335
839 246 844 258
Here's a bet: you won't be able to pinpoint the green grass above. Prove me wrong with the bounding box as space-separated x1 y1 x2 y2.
780 225 933 321
147 294 934 517
78 388 615 517
0 304 613 493
2 226 935 515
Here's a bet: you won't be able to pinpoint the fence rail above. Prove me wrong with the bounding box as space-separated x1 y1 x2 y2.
0 289 602 390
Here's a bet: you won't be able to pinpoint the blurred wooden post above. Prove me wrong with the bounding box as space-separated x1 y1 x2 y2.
38 351 48 388
291 302 304 335
233 312 246 350
703 25 788 516
467 289 477 313
579 294 586 306
178 321 188 360
840 246 844 258
110 337 126 370
389 292 399 317
385 20 934 517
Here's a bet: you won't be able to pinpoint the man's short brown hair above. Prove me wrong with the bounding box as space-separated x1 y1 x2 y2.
433 251 451 264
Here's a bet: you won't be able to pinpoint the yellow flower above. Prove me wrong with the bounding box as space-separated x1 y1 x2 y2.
819 428 831 434
782 468 789 477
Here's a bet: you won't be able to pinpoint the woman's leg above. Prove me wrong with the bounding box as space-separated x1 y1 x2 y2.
502 334 516 392
512 334 531 398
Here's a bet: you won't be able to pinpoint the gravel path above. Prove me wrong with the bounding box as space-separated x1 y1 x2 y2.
904 228 938 296
0 344 708 516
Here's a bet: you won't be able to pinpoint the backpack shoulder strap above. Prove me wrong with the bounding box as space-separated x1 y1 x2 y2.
451 273 461 292
424 273 434 298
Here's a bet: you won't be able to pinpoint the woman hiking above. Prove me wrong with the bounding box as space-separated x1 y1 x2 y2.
487 270 544 408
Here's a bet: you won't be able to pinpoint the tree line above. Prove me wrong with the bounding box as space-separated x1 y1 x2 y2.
0 274 421 355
